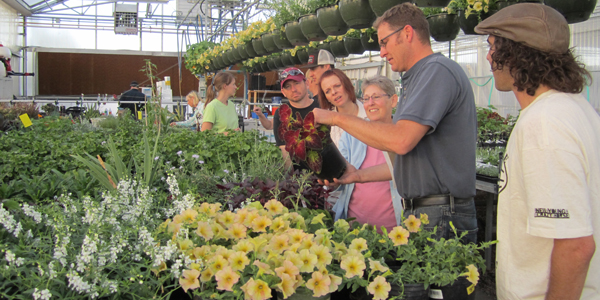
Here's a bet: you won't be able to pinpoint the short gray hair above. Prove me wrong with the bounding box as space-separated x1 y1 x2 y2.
361 76 396 96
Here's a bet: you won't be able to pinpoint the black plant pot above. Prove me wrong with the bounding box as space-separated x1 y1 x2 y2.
297 48 310 63
429 277 475 300
245 40 258 58
260 61 269 73
330 40 349 58
318 42 333 54
300 13 328 41
281 53 295 67
413 0 451 7
344 37 365 54
458 9 480 35
290 52 303 65
369 0 412 16
317 5 349 36
361 32 380 51
339 0 377 29
252 38 268 56
427 13 460 42
544 0 598 24
301 142 347 182
266 58 277 71
285 21 310 46
273 56 285 69
261 33 279 54
273 30 294 50
237 45 249 60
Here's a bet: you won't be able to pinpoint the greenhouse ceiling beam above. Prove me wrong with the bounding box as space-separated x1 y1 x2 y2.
207 0 259 40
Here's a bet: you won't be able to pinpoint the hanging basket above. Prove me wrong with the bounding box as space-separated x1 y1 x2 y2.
458 10 480 35
252 38 268 56
361 32 380 51
227 50 238 65
317 5 349 36
273 56 285 69
221 53 232 67
427 13 460 42
245 40 258 58
495 0 517 9
273 30 294 50
330 40 350 58
318 42 333 53
297 48 310 63
285 21 310 46
369 0 412 17
231 48 242 61
215 56 225 70
281 53 296 67
339 0 377 29
544 0 598 24
260 61 269 73
300 13 328 41
413 0 451 7
237 45 249 60
266 58 277 71
291 52 303 65
261 33 279 54
344 37 365 54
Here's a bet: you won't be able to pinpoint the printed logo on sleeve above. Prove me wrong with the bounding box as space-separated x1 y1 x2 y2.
534 208 570 219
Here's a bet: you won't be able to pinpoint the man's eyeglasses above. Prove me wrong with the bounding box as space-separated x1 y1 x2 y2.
379 25 408 49
279 69 304 81
359 94 391 103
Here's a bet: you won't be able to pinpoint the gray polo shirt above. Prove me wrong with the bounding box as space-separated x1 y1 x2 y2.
392 53 476 199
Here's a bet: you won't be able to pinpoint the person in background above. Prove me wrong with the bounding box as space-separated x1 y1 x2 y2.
273 67 320 171
305 49 336 103
253 105 273 130
313 3 478 244
334 75 403 233
317 69 366 148
201 72 240 134
475 4 599 299
119 81 146 116
305 69 320 99
170 91 204 129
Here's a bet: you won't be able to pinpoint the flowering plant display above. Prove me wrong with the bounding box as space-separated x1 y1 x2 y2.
447 0 497 20
154 200 402 300
278 104 331 174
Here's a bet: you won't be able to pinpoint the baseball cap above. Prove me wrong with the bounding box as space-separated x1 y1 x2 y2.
280 67 306 89
474 3 569 54
305 49 335 68
130 81 139 87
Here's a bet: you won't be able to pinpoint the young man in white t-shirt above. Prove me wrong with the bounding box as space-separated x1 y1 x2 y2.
475 4 600 299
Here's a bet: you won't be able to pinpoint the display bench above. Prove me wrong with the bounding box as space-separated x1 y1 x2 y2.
246 90 283 116
476 175 500 272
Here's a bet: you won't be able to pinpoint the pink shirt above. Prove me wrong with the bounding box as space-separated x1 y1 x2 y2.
347 145 397 233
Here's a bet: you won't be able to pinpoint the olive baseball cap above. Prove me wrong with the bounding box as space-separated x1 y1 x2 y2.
474 3 570 54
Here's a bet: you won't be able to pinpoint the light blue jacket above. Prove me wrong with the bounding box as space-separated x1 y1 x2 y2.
332 131 404 226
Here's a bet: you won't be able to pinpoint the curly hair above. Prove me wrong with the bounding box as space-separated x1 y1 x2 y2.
490 36 591 96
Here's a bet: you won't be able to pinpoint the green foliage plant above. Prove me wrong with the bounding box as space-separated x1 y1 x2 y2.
447 0 497 20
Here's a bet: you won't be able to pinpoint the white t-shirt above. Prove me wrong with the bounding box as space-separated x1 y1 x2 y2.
496 90 600 299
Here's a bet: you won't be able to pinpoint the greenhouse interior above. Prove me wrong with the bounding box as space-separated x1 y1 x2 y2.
1 0 600 299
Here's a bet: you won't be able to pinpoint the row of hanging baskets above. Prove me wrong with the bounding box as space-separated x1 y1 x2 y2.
427 0 597 42
204 0 597 73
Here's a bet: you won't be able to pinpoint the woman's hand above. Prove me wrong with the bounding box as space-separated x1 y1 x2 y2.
317 162 359 187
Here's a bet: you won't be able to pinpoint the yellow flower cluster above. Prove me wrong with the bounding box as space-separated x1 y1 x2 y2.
162 200 396 300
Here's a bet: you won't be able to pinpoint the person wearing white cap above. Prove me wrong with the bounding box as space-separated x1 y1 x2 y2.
476 3 599 299
305 49 336 102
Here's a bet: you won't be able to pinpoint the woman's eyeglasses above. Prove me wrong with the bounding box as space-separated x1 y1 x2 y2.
359 94 391 103
279 69 304 80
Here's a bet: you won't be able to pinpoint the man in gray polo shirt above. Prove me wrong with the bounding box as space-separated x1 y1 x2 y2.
313 3 477 243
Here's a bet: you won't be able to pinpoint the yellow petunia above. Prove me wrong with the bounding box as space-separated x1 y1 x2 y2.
298 249 318 273
310 213 326 227
388 226 410 246
310 244 333 269
287 229 306 244
461 264 480 286
420 213 429 225
275 260 300 278
196 221 214 240
233 239 254 253
218 211 236 228
179 269 200 293
215 266 240 291
253 260 274 276
404 215 422 233
334 219 350 233
349 238 368 253
200 268 214 282
209 255 229 274
340 254 366 278
367 276 391 300
252 215 272 232
178 239 194 251
181 209 198 223
248 278 272 300
229 251 250 272
191 246 211 261
328 274 342 293
264 199 285 214
368 258 390 275
229 223 247 239
276 273 297 299
306 271 331 297
269 234 290 253
270 217 290 233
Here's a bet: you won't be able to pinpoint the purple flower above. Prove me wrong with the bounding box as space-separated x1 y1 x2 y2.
154 156 159 161
177 151 183 156
224 170 229 174
179 166 183 169
180 159 185 163
192 154 199 159
166 161 170 165
101 141 106 145
198 160 204 164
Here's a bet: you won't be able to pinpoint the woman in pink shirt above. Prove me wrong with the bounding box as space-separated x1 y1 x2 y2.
332 76 403 233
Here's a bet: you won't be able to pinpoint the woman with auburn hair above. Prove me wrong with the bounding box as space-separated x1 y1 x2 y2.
170 91 204 129
201 72 240 134
317 69 366 147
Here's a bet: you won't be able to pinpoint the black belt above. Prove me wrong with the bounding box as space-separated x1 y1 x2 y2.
402 194 473 211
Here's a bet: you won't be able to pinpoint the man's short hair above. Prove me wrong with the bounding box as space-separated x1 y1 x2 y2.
130 81 139 87
373 3 430 45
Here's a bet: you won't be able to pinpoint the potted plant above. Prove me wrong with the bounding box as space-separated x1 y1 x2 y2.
545 0 598 24
300 13 328 41
413 0 451 7
423 7 460 42
447 0 496 35
315 1 349 36
360 27 380 51
343 29 365 55
369 0 412 16
278 104 346 181
339 0 377 29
